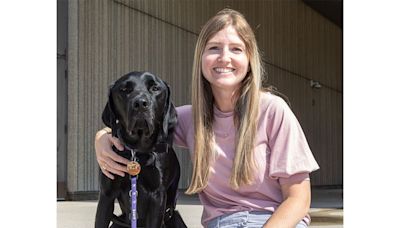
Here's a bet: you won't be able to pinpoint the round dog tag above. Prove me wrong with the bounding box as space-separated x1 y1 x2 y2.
127 161 141 176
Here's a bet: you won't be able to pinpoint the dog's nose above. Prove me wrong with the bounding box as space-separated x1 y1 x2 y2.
133 97 149 111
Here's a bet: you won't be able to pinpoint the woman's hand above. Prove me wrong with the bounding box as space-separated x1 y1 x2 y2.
94 128 131 179
263 180 311 228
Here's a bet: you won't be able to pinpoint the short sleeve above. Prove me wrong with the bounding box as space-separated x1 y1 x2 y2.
278 172 310 185
173 105 191 148
265 96 319 180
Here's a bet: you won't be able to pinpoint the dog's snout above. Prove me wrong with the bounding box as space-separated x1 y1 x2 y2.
133 97 149 111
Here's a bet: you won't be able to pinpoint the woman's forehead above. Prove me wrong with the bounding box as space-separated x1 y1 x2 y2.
206 26 245 46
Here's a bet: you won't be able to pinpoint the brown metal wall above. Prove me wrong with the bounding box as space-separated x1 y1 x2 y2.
66 0 342 194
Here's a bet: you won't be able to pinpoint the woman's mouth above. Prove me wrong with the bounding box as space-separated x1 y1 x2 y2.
213 67 235 73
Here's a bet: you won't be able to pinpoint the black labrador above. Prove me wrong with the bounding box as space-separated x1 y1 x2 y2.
95 71 187 228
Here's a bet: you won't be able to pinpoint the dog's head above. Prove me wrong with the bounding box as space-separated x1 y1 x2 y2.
102 71 177 149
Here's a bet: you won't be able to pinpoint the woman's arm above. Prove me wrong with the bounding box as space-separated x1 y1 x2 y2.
263 180 311 228
94 128 131 179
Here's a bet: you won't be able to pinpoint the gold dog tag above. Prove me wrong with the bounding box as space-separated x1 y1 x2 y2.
127 161 141 176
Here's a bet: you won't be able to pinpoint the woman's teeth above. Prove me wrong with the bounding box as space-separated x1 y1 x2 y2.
214 68 234 73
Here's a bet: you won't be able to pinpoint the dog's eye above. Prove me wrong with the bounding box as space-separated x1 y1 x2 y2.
120 87 132 93
150 85 161 92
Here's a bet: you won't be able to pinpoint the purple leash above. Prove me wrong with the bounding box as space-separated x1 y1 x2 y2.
127 149 141 228
131 175 137 228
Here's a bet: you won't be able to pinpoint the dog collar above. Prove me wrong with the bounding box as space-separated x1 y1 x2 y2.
126 143 168 168
124 142 169 154
115 128 170 154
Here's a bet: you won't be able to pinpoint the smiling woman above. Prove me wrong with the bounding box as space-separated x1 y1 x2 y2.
189 9 264 196
201 25 250 103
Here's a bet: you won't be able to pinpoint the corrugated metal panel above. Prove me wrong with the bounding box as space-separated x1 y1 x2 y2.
66 0 342 193
57 0 68 199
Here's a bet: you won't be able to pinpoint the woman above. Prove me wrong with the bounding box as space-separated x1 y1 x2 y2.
95 9 319 228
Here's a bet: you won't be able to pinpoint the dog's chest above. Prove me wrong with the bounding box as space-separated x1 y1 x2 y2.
137 166 162 191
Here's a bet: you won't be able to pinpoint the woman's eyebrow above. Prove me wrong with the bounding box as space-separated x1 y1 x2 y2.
206 42 245 47
205 42 221 46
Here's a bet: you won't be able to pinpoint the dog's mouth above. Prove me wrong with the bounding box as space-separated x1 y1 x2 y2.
128 118 154 137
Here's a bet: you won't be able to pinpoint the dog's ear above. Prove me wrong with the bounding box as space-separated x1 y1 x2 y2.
101 83 119 137
162 81 177 142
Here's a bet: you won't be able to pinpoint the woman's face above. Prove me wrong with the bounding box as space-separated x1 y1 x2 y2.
201 25 249 93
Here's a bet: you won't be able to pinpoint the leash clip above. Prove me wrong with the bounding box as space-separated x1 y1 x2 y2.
130 149 136 161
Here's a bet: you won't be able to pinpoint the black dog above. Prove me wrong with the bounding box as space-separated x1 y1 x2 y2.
95 71 187 228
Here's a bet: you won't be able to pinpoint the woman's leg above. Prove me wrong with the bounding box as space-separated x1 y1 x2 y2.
206 211 248 228
295 220 309 228
206 211 308 228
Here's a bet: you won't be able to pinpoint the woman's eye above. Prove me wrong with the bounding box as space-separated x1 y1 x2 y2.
232 47 243 53
208 46 219 50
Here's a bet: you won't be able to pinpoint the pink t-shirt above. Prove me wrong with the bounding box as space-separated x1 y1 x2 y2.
174 92 320 226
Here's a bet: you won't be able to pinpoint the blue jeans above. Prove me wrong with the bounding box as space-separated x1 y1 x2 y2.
206 211 308 228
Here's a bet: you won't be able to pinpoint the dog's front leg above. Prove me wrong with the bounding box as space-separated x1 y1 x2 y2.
145 191 167 228
95 194 115 228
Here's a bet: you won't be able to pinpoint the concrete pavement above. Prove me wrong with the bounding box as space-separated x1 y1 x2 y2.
57 188 342 228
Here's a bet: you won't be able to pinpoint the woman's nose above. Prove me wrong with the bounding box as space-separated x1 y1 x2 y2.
218 48 231 62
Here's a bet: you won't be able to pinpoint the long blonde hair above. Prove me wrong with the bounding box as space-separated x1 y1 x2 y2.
186 8 264 194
